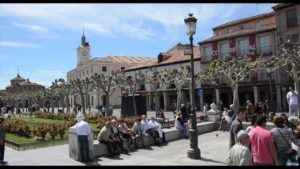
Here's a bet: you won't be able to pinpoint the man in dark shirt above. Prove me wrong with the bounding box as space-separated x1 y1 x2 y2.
229 111 245 148
180 104 189 123
0 116 7 165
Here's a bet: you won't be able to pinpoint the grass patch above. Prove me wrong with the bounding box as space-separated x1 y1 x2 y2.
6 133 36 145
6 132 69 151
21 117 66 126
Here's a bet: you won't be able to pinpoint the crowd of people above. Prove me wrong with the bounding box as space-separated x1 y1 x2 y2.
227 113 300 166
97 114 168 158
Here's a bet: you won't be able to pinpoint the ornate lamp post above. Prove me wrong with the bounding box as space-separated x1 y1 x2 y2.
184 13 201 159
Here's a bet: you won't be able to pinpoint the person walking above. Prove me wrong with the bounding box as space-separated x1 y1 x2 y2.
227 130 252 166
227 104 236 129
286 87 299 118
271 116 297 165
245 100 255 122
73 112 93 162
229 111 245 148
0 116 7 165
219 107 230 132
249 115 278 165
293 124 300 165
246 115 257 133
175 112 189 139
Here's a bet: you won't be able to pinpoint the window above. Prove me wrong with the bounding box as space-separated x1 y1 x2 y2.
102 66 107 72
259 35 272 55
238 39 249 57
219 42 230 59
287 33 299 43
203 46 212 61
286 9 298 28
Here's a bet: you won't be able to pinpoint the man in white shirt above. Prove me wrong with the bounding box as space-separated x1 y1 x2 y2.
74 112 92 162
149 117 167 145
141 115 151 136
286 87 299 118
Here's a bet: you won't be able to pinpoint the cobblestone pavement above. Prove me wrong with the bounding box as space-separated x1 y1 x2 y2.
5 131 229 166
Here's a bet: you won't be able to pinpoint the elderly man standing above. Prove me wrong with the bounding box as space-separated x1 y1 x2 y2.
0 116 7 165
286 87 299 118
73 112 93 162
229 111 245 148
227 130 252 166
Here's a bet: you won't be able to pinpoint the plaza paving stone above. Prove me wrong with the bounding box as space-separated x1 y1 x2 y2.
5 131 229 166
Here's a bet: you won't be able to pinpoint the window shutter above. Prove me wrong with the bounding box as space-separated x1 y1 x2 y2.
229 38 236 58
248 34 256 59
212 42 218 59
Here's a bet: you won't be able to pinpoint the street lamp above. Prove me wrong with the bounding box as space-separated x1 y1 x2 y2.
184 13 201 159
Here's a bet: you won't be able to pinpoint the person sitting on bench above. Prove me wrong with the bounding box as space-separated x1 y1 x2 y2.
149 117 167 145
97 121 120 158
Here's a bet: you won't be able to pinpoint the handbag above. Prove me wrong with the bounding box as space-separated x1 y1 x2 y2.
277 129 297 158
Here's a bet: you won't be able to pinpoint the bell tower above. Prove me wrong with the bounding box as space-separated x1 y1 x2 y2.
77 29 91 66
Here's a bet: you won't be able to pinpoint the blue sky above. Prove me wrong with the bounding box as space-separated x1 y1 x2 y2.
0 3 275 89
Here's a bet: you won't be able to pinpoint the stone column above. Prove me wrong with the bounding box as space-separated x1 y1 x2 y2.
282 87 288 112
200 90 204 111
215 88 220 108
163 91 168 111
147 94 151 110
253 86 259 105
276 85 282 113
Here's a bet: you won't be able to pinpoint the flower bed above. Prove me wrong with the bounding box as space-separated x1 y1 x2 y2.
4 113 139 150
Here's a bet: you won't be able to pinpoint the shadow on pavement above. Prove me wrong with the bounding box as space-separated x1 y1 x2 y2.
84 160 101 166
200 157 227 165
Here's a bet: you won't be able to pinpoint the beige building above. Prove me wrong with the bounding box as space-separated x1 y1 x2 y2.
67 32 154 111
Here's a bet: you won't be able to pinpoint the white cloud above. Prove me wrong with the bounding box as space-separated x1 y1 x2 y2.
12 22 49 33
0 4 275 42
0 4 230 40
0 41 39 48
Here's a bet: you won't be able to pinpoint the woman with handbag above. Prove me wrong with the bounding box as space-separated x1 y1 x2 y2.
271 116 297 165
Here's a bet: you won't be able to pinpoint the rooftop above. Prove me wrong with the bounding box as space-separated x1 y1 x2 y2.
199 23 276 44
94 56 155 65
126 43 200 71
212 11 275 31
272 3 295 11
11 74 25 81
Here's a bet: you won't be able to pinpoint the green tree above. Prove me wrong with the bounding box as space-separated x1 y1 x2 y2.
265 41 300 93
91 71 118 114
70 78 89 115
199 58 257 113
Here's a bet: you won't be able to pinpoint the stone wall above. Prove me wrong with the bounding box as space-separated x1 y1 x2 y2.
90 121 218 158
69 121 274 161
